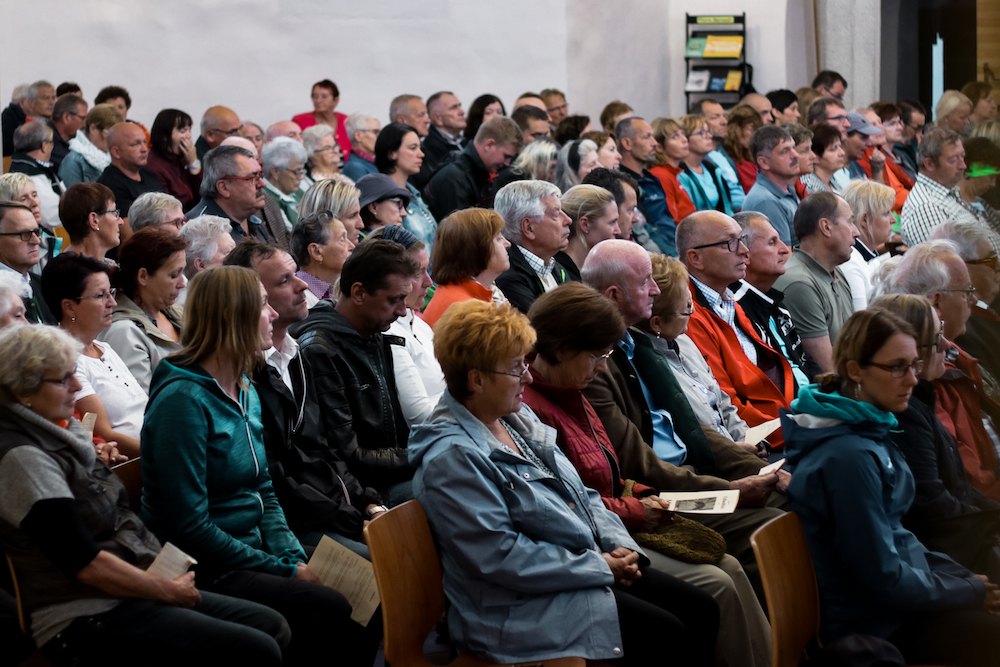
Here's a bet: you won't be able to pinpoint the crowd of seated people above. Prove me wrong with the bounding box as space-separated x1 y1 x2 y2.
1 71 1000 667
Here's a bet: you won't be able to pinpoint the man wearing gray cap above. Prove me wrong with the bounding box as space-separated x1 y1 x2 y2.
843 111 884 181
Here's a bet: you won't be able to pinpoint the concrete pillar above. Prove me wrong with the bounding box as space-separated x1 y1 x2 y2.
815 0 882 108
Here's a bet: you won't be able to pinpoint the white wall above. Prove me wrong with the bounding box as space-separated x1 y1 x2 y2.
1 0 817 134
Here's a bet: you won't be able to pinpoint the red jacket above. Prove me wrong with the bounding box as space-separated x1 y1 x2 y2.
857 146 913 214
685 279 794 449
522 366 656 531
650 164 697 222
933 345 1000 501
292 110 353 160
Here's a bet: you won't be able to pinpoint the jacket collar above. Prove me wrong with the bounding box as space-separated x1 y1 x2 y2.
433 390 557 459
111 292 182 344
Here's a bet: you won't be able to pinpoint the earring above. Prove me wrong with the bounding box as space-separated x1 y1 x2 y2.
853 382 860 400
71 317 75 322
653 328 662 338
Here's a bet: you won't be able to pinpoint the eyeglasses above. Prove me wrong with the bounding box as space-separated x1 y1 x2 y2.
489 360 530 378
211 125 244 137
314 145 339 154
966 255 999 271
865 359 924 378
919 323 946 353
40 368 78 388
381 197 406 212
692 235 748 253
221 171 264 183
283 167 306 178
76 288 117 303
0 227 44 242
675 306 696 316
942 285 978 303
68 112 87 120
104 209 121 219
690 129 713 138
162 215 188 230
589 349 614 363
547 103 568 114
883 119 904 128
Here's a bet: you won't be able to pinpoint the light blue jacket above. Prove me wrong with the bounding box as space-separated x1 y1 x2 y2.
409 392 644 663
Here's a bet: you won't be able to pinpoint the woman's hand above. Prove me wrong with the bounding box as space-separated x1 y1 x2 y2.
178 136 198 166
976 575 1000 614
639 496 674 532
295 562 321 584
95 441 128 466
160 571 201 608
603 548 641 587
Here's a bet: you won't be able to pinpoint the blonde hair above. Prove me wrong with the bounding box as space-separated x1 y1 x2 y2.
935 90 973 126
840 180 895 225
84 103 124 133
561 184 615 241
972 120 1000 146
0 173 34 201
639 254 690 333
0 325 82 399
172 266 264 389
433 301 536 400
651 117 683 167
796 87 822 126
679 114 709 137
298 178 361 222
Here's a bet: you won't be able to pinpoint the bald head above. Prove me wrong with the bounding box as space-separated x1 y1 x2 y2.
740 93 774 125
201 106 242 149
221 136 259 160
677 211 748 291
107 122 148 171
265 120 303 144
581 239 660 325
676 211 734 261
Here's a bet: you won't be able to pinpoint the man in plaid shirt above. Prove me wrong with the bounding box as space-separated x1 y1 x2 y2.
901 127 1000 255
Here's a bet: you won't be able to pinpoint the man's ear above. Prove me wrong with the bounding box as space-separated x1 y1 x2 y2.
520 217 536 242
817 217 834 238
349 281 367 306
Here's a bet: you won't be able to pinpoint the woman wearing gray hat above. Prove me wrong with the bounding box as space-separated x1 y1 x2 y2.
355 173 410 239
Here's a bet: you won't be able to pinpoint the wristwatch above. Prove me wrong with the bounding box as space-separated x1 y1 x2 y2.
366 505 389 518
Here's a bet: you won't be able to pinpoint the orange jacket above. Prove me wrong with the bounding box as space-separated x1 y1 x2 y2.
421 278 494 329
685 279 795 449
933 345 1000 501
650 164 697 222
858 147 913 214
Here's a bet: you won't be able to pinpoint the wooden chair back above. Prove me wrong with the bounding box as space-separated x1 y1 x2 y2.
112 458 142 513
5 553 26 634
2 155 11 174
364 500 584 667
751 512 821 667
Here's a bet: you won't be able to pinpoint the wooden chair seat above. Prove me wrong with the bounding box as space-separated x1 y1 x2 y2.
364 500 585 667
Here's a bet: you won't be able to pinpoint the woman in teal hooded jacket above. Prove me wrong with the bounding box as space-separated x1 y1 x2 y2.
783 308 1000 666
140 266 381 667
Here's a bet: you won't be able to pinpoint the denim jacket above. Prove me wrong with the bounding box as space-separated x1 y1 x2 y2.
409 392 644 663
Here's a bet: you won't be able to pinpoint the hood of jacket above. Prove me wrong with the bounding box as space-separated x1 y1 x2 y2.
784 384 897 468
147 357 245 410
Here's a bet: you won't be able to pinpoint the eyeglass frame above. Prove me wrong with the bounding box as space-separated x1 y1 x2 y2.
75 288 117 303
488 360 530 378
220 171 264 184
918 321 947 353
966 255 1000 272
589 349 614 363
691 235 749 253
162 215 188 230
40 368 79 388
0 227 45 242
864 359 924 378
209 125 244 138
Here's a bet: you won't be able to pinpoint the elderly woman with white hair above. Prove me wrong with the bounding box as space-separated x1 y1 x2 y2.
176 215 236 306
0 271 28 329
840 180 897 309
492 136 560 194
933 220 1000 380
262 137 308 232
128 192 186 233
301 124 345 186
936 90 975 137
341 113 380 182
299 178 364 244
553 138 600 193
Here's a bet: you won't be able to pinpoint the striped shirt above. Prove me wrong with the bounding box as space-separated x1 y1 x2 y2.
901 174 1000 255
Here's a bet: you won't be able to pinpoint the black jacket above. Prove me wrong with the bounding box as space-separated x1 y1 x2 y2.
1 102 27 157
412 125 464 190
9 153 63 194
253 348 381 540
955 307 1000 385
25 272 56 325
495 245 569 314
731 280 821 383
290 302 412 495
47 120 71 172
892 380 1000 578
424 141 492 221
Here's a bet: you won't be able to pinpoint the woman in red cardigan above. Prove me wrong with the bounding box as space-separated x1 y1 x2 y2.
292 79 352 161
523 282 771 667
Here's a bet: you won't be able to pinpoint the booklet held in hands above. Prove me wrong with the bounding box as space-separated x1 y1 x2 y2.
657 490 740 514
147 542 197 580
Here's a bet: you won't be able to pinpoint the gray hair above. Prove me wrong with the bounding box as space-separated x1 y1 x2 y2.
389 94 421 122
290 212 335 267
733 210 771 248
749 125 793 163
345 113 377 141
0 173 33 200
554 139 599 192
11 84 29 103
13 121 53 153
302 124 335 160
931 221 993 261
129 192 182 231
874 240 959 299
179 215 231 279
510 136 559 180
262 136 307 176
919 127 961 165
201 145 254 198
0 271 29 323
0 324 82 399
24 80 54 104
494 180 562 244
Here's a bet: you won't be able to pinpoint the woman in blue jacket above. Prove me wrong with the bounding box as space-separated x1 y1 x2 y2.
140 266 380 666
409 300 719 666
783 307 1000 666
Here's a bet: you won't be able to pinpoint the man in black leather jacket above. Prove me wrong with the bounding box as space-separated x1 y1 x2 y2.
291 239 419 505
